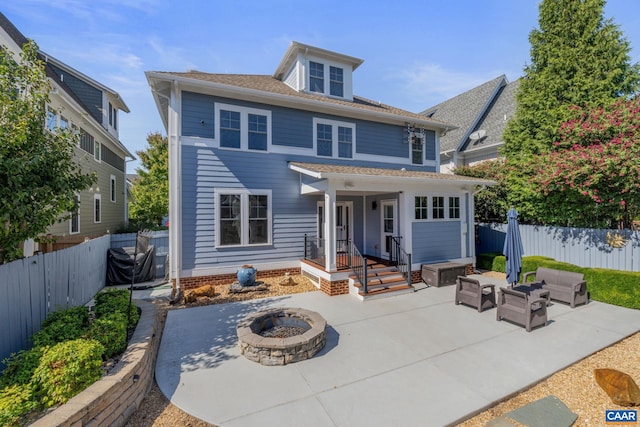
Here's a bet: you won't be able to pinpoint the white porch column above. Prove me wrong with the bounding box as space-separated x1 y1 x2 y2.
168 82 182 290
324 184 337 271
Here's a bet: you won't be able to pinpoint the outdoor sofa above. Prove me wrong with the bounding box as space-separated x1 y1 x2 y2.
496 287 548 332
521 267 588 308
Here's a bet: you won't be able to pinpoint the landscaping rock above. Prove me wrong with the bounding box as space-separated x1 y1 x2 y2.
594 368 640 406
183 285 216 303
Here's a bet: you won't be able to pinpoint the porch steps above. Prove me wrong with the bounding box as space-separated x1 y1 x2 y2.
349 265 414 301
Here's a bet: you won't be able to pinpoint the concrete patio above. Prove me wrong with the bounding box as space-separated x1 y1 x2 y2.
153 276 640 427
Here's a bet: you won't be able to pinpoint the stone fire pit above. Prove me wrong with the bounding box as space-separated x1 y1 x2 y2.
236 307 326 366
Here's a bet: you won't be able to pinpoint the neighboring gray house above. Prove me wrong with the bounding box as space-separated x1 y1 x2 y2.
422 75 518 173
0 13 134 243
147 41 493 297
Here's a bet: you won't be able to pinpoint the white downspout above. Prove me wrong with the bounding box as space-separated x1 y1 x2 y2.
168 81 182 292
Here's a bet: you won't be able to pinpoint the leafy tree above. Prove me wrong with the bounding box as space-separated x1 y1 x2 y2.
454 159 510 222
0 40 95 263
532 98 640 228
129 132 168 229
501 0 640 221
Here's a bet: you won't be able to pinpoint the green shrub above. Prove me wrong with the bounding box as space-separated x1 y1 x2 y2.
32 339 104 408
479 253 640 309
0 384 38 427
85 312 128 359
0 347 43 388
94 289 139 328
31 306 89 347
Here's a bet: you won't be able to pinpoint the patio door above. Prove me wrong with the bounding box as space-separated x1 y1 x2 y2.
335 202 352 252
381 200 397 258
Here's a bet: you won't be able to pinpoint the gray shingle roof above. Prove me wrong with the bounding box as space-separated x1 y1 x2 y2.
155 71 453 128
289 161 495 185
421 75 512 154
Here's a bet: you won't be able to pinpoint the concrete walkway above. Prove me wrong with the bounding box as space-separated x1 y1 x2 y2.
153 277 640 427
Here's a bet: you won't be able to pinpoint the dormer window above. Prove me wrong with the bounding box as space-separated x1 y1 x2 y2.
330 66 343 97
309 61 324 93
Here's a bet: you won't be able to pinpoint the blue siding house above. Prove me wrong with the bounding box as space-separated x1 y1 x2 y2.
147 42 493 297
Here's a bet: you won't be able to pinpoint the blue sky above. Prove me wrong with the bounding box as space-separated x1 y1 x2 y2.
4 1 640 172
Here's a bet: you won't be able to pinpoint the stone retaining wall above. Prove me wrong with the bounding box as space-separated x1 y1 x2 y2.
30 300 161 427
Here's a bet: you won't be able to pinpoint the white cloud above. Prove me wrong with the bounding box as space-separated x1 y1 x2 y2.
396 62 498 108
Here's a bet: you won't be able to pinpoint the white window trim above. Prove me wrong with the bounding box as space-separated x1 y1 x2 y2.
69 193 80 235
214 103 272 152
312 117 356 159
305 57 352 100
214 188 272 247
94 193 102 223
110 175 117 202
413 193 463 222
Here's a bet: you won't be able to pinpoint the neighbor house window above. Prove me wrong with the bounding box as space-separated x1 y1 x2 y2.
79 129 94 154
432 196 445 219
70 194 80 234
415 196 428 220
59 116 69 130
314 118 355 159
46 108 57 131
330 66 344 97
216 189 271 246
215 104 271 151
94 141 101 161
94 194 101 223
449 196 460 219
110 175 116 202
309 61 324 93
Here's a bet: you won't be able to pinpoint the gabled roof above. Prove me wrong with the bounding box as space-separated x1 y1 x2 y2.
147 71 455 131
421 75 515 154
273 41 364 80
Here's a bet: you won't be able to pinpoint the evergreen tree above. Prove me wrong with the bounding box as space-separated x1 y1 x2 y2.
501 0 640 221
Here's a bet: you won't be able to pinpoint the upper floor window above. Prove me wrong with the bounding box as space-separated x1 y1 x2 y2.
215 104 271 151
70 193 80 234
46 108 57 131
108 102 117 130
412 140 423 165
220 110 241 148
309 61 324 93
94 141 101 162
330 66 344 97
79 128 94 154
313 118 355 159
59 116 69 130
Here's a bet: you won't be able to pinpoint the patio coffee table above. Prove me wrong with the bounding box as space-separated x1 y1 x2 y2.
512 284 551 306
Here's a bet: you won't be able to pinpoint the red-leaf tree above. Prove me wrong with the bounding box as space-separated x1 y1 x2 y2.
533 98 640 228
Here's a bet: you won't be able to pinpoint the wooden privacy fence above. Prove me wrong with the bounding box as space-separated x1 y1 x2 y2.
477 223 640 272
0 231 169 369
0 235 110 366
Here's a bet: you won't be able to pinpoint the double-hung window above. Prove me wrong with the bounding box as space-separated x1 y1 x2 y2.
216 189 271 246
314 118 355 159
330 66 344 97
220 110 241 148
216 104 271 151
310 61 324 93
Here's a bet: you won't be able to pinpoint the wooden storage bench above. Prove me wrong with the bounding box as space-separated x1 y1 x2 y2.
421 262 467 287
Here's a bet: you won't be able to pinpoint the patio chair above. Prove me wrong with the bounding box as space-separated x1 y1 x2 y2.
454 276 496 312
496 287 548 332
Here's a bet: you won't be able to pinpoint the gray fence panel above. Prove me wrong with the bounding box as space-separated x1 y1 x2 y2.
477 223 639 272
0 235 110 367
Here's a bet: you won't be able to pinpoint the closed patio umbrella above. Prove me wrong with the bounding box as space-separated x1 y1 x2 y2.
503 207 524 286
